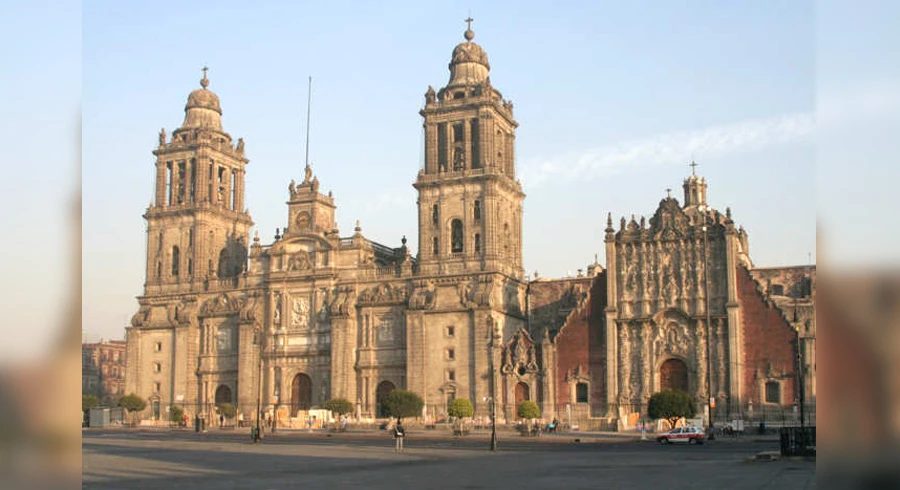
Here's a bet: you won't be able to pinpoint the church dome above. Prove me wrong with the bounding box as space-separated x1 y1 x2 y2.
182 68 223 130
448 26 491 86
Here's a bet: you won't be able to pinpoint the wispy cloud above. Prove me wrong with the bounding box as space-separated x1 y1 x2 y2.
519 112 815 188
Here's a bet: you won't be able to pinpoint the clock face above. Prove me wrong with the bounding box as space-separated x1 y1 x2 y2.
295 211 310 229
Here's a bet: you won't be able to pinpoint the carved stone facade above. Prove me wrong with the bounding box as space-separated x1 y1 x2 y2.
125 23 815 428
126 24 530 424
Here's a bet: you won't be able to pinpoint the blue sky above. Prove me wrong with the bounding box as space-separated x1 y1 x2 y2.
51 0 889 343
77 0 822 342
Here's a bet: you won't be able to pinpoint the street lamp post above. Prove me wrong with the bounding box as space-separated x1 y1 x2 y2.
793 299 806 429
488 328 498 451
254 327 263 443
272 346 278 434
702 212 716 440
489 372 498 450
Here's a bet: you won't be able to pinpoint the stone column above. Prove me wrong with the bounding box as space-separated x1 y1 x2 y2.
696 319 708 403
405 310 426 409
724 232 743 407
330 315 358 404
156 160 167 207
640 326 652 412
425 122 437 174
235 169 245 212
604 237 619 414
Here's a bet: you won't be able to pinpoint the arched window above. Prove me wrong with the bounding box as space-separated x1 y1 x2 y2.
376 380 396 418
474 233 481 253
432 204 439 226
515 382 530 405
576 382 589 403
291 373 313 414
660 358 689 393
215 385 232 405
473 200 481 220
765 381 781 404
432 236 439 256
451 219 463 253
171 246 180 276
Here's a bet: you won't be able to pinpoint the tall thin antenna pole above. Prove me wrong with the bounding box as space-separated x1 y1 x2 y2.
304 76 312 169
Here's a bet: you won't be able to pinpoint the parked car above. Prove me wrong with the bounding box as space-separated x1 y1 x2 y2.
657 426 705 445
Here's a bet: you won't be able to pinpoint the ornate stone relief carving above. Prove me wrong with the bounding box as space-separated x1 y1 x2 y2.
291 296 310 328
273 292 282 326
458 276 493 309
408 280 436 310
358 283 407 305
329 286 355 317
131 306 150 327
287 250 312 271
239 294 261 323
201 292 243 316
501 329 538 376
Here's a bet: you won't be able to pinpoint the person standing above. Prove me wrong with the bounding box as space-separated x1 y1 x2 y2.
392 421 405 452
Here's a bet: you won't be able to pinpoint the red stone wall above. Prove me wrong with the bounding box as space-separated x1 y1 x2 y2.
738 266 797 407
553 273 607 410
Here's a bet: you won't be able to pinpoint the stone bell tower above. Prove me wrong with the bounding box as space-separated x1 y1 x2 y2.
414 19 525 279
143 68 254 295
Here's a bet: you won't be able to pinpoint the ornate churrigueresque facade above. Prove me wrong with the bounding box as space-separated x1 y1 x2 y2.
125 22 815 428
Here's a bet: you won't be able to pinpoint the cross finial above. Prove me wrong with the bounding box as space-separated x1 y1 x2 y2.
689 160 698 176
200 65 209 88
666 188 672 198
466 16 474 30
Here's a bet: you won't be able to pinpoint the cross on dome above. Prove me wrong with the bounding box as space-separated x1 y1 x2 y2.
464 16 475 41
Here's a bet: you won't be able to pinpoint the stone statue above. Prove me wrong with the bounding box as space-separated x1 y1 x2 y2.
425 85 436 104
159 128 166 146
236 137 245 154
453 145 466 171
304 164 313 184
289 179 296 195
312 177 319 193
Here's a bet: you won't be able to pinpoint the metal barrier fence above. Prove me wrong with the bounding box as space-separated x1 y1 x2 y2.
779 426 816 456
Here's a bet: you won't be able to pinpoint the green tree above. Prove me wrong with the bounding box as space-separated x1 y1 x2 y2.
82 394 100 412
324 398 354 416
517 400 541 420
170 405 185 424
648 390 697 428
382 390 424 423
117 393 147 412
447 398 474 419
216 402 236 418
117 393 147 426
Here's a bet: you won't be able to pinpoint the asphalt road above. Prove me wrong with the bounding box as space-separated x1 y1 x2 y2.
82 428 815 489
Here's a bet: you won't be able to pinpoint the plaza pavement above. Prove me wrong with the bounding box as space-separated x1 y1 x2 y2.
82 427 814 489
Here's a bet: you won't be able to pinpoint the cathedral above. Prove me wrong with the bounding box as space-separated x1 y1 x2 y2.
125 22 815 429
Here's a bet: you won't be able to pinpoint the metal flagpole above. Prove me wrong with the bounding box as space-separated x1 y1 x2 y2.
305 76 312 169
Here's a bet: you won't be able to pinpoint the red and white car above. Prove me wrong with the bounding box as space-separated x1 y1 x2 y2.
657 426 706 444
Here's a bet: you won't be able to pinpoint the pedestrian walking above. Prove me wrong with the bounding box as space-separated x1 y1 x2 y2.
392 421 405 452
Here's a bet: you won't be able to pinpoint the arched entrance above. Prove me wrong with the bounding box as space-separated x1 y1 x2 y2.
660 358 689 393
376 380 396 418
291 373 313 416
515 381 530 405
214 385 232 405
